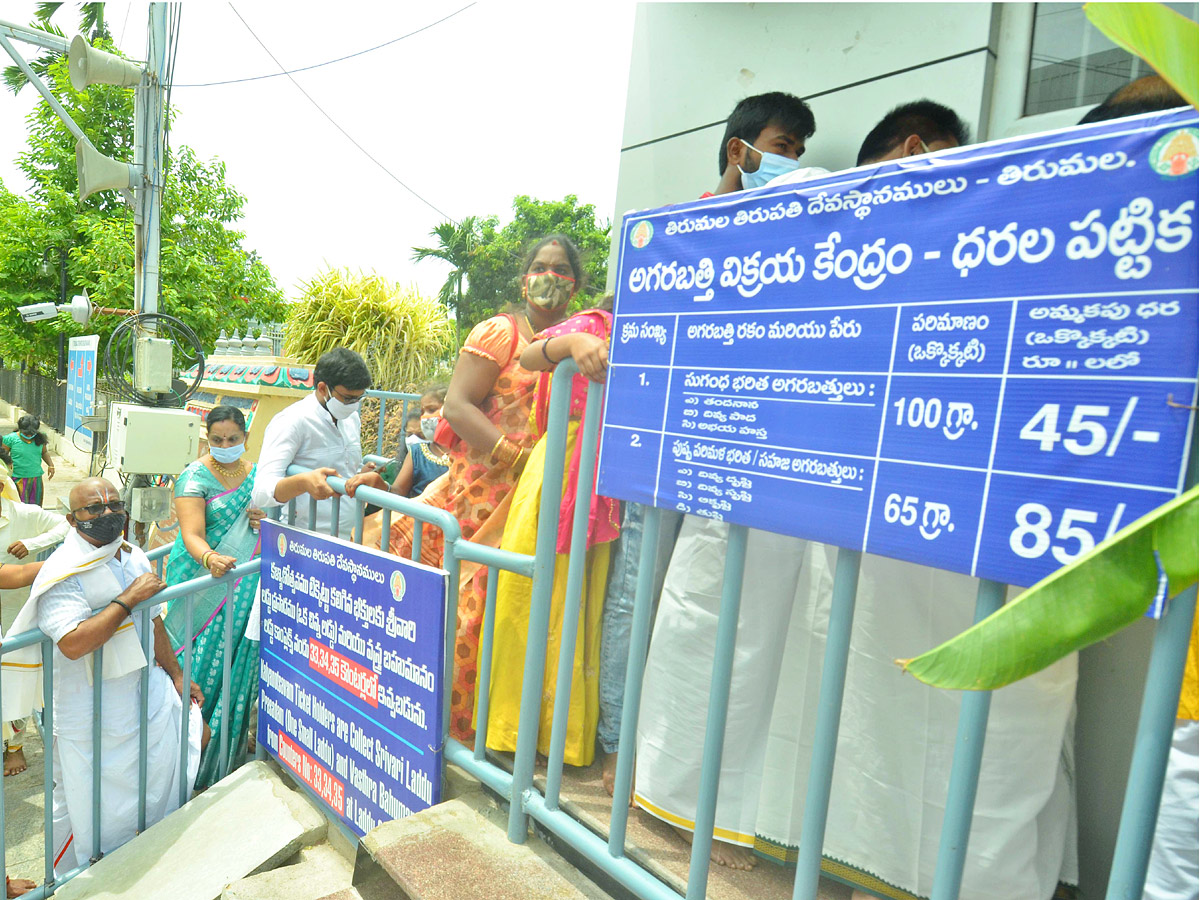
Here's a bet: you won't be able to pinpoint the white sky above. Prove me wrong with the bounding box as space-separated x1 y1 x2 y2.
0 1 637 305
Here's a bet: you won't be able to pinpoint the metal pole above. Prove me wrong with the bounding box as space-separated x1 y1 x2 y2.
473 568 500 763
1105 585 1198 899
91 645 103 862
685 523 749 900
545 384 604 809
138 605 151 831
608 505 662 855
178 594 193 807
220 581 233 778
135 4 166 317
792 547 863 900
507 364 574 843
42 641 55 887
929 578 1007 898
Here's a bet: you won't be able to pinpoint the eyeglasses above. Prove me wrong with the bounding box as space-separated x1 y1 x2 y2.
71 500 126 516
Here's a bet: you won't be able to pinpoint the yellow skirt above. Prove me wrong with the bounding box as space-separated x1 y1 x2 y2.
483 421 611 768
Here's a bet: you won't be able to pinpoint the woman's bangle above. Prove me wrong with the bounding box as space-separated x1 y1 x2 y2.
490 436 522 468
200 550 214 569
542 336 559 365
110 598 133 617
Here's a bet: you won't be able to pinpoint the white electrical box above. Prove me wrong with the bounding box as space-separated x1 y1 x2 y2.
130 485 172 522
108 403 201 475
134 336 174 393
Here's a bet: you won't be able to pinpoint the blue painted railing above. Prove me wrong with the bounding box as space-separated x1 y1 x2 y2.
0 378 1190 898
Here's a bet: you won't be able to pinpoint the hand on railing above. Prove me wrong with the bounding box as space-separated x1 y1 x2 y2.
344 470 389 498
206 552 238 578
121 573 166 608
298 467 340 501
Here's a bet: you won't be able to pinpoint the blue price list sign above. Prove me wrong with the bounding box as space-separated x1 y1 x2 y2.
598 111 1199 587
257 522 446 836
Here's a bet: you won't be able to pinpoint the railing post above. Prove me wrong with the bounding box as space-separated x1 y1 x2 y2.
930 578 1007 899
138 604 152 831
1105 584 1198 899
91 644 104 863
608 505 662 856
179 594 194 807
376 394 387 456
507 364 575 844
545 383 604 810
685 523 749 900
220 581 234 779
43 639 55 887
792 547 862 900
473 568 500 763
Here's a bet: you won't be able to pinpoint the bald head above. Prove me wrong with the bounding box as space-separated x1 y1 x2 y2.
69 478 118 512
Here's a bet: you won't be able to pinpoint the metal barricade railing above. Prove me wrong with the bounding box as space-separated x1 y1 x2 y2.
1 373 1187 899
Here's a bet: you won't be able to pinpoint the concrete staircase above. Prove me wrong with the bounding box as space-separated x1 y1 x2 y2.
55 760 615 900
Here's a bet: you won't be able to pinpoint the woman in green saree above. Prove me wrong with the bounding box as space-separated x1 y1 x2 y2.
163 406 265 790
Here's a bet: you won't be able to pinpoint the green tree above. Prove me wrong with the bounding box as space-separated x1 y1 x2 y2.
0 35 285 374
2 2 108 95
414 195 611 335
411 216 481 330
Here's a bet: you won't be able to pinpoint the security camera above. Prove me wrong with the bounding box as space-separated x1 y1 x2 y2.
18 302 59 323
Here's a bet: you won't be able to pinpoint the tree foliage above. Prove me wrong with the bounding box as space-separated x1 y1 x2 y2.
0 33 285 374
413 195 611 336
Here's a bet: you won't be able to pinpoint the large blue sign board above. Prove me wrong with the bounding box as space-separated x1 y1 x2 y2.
257 521 446 837
597 110 1199 588
65 335 98 443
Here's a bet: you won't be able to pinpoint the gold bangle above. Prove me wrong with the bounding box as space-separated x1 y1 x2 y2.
201 550 214 569
490 436 522 468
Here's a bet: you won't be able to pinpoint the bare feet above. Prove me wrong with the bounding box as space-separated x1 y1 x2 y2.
7 876 35 897
671 824 757 870
4 747 27 777
601 751 618 797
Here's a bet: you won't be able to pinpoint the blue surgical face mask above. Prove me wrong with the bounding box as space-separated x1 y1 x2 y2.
210 443 245 464
738 138 801 189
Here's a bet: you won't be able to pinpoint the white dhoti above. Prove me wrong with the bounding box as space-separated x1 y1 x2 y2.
2 530 202 876
634 517 807 843
50 666 202 875
753 546 1078 899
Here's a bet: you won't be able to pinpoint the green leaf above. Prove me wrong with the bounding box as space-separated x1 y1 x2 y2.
899 487 1199 690
1084 2 1199 108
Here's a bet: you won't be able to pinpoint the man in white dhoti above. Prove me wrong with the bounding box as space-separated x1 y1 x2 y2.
2 479 202 877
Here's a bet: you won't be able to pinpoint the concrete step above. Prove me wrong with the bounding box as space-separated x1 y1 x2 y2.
352 798 613 900
222 842 354 900
53 761 327 900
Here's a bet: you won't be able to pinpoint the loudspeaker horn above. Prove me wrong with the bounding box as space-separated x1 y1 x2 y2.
76 140 139 200
68 34 143 90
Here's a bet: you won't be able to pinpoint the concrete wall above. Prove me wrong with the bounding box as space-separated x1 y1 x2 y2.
607 5 1164 897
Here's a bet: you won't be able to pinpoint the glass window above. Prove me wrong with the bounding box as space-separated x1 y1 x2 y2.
1025 2 1198 116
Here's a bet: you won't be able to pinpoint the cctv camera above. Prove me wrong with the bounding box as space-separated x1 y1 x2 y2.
18 302 59 323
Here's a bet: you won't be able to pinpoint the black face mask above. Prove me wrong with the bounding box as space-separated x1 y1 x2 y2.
76 512 127 545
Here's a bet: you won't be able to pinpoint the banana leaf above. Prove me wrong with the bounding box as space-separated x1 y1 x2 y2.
1084 2 1199 109
899 486 1199 690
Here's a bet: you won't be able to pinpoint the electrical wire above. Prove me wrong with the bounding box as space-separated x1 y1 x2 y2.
169 4 475 88
228 3 454 221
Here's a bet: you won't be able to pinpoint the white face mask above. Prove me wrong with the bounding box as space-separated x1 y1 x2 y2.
210 443 246 464
738 138 802 189
323 388 360 421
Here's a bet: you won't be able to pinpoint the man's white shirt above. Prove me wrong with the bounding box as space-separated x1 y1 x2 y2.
0 498 69 563
252 393 362 539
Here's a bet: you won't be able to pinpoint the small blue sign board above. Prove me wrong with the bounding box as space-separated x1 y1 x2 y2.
597 110 1199 590
257 521 446 836
65 335 98 443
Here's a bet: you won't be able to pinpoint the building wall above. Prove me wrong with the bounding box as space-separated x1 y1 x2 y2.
608 5 1159 897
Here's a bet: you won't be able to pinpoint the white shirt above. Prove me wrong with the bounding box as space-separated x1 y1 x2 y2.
252 393 362 539
0 498 70 563
37 548 164 739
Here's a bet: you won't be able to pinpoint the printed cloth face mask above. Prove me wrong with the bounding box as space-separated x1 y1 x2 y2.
420 412 441 441
738 138 801 189
524 271 575 310
210 443 246 464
